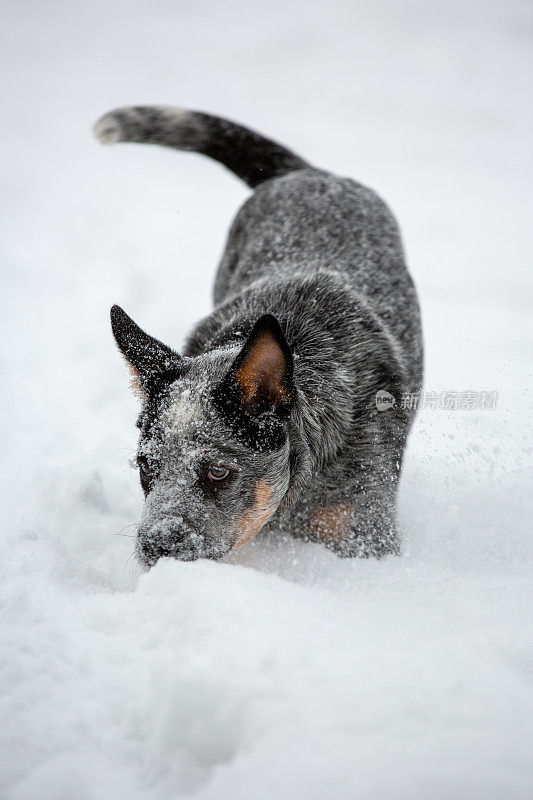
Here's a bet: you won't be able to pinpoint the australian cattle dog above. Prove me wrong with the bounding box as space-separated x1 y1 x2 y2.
94 106 423 566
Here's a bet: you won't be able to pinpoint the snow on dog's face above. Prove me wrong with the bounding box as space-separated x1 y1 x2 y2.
110 306 295 566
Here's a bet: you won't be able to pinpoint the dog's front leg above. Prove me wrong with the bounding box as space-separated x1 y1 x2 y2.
306 485 401 558
282 474 401 558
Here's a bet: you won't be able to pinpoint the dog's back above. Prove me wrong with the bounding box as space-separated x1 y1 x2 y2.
214 169 422 379
95 106 422 381
96 106 423 559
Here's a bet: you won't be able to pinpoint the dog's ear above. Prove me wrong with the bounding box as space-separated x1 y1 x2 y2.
213 314 295 450
110 305 180 397
232 314 295 415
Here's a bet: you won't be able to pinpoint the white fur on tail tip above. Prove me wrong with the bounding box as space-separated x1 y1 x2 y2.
94 105 191 145
93 113 122 144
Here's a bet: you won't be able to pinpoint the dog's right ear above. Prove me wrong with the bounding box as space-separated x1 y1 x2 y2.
110 305 180 397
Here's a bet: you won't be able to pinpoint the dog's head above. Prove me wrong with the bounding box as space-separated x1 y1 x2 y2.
110 305 296 566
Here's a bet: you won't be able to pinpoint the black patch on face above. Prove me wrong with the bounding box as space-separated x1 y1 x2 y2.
212 381 288 452
136 376 178 439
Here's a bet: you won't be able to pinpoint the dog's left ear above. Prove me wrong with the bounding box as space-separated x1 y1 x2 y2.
213 314 295 449
110 305 181 395
232 314 295 416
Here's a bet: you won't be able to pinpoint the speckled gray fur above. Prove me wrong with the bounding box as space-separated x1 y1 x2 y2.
96 106 423 565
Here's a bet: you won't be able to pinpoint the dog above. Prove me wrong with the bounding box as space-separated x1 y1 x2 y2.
94 106 423 566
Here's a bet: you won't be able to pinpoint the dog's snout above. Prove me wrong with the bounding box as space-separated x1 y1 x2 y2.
137 525 197 565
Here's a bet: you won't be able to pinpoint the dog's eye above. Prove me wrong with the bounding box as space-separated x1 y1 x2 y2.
207 465 230 481
139 459 151 478
137 456 154 492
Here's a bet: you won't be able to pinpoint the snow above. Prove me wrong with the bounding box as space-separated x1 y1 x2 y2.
1 0 532 798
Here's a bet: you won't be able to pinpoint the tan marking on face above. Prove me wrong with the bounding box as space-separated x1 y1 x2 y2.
236 334 289 403
234 481 275 549
310 505 353 542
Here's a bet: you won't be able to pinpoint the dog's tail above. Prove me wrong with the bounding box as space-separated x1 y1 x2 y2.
94 105 310 189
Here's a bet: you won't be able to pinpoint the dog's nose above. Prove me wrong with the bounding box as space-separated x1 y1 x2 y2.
138 539 174 564
138 530 190 565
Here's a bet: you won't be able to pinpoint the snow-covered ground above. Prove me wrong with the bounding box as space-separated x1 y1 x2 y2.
1 1 532 798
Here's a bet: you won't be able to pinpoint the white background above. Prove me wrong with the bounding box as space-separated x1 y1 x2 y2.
1 1 532 798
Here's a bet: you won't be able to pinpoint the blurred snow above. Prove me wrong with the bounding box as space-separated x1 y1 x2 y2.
1 1 532 798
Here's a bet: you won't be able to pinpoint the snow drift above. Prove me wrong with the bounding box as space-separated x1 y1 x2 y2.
1 1 532 798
